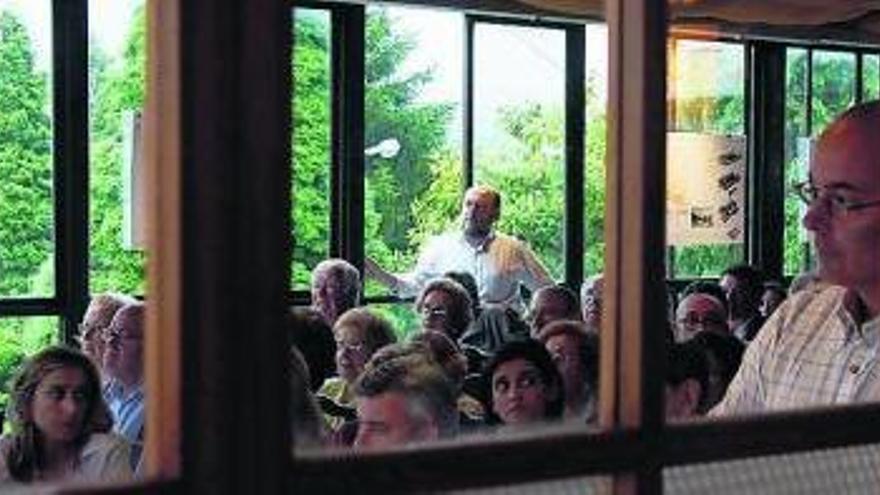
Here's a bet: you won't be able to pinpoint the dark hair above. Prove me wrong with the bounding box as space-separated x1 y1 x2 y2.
529 285 581 329
288 307 337 391
666 341 711 414
689 331 744 408
5 346 113 482
416 278 474 340
444 271 480 316
482 339 564 425
721 264 765 314
354 354 458 438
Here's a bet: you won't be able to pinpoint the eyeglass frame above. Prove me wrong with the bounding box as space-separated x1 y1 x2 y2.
792 181 880 215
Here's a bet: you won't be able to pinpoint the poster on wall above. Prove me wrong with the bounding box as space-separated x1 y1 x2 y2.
667 132 746 246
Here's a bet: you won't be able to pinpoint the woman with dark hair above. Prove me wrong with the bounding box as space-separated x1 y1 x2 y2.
0 346 131 484
483 340 563 430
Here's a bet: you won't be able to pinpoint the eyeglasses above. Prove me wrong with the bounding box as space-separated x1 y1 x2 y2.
335 339 367 354
793 181 880 216
677 314 726 328
420 306 448 319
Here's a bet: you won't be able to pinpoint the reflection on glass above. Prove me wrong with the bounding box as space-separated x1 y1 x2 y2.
584 24 607 277
88 0 146 295
473 23 566 281
666 40 745 278
292 8 332 289
864 54 879 101
0 2 54 298
783 48 810 276
811 50 856 135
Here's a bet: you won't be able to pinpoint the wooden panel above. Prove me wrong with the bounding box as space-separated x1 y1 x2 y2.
143 0 182 480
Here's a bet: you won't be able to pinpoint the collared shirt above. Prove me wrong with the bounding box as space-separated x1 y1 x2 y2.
103 380 145 472
395 231 553 313
712 285 880 416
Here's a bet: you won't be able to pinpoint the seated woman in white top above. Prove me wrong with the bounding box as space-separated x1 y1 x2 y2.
0 346 132 486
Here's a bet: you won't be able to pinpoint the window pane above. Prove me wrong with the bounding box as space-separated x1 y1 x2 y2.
666 40 746 278
864 54 879 101
0 316 58 404
0 3 54 298
363 6 462 298
811 50 856 135
88 0 146 294
473 22 566 281
584 24 607 277
783 48 810 276
292 8 332 290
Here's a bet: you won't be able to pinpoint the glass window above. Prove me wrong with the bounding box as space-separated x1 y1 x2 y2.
88 0 147 295
584 24 607 277
864 54 879 101
292 8 332 290
666 40 746 278
362 5 463 312
783 48 810 276
811 50 856 135
0 3 54 298
0 316 58 405
472 22 566 281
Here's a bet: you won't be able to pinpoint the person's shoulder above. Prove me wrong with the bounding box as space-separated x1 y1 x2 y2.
81 432 130 460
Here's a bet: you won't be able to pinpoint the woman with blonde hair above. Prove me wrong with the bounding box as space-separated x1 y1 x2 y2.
0 346 131 485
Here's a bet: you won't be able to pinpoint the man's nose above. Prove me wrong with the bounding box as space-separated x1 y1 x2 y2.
802 198 829 232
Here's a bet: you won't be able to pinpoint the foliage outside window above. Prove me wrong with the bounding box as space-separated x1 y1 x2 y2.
584 24 608 278
88 0 147 294
863 54 879 101
0 8 54 299
666 39 745 278
292 8 331 290
0 317 57 411
783 48 810 276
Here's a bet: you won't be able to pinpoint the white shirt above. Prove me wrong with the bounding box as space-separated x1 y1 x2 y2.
395 231 553 312
712 285 880 416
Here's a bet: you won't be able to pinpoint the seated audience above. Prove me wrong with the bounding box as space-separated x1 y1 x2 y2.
288 307 337 392
674 285 728 342
353 353 458 450
102 302 146 473
0 346 131 485
665 340 710 421
311 258 361 325
459 306 530 358
719 264 766 343
415 278 474 342
318 308 396 431
527 285 581 338
483 340 564 431
536 320 599 424
759 281 787 319
689 331 744 410
580 274 604 330
714 101 880 415
78 293 132 371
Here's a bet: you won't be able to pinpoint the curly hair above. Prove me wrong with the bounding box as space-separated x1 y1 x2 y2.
4 346 113 481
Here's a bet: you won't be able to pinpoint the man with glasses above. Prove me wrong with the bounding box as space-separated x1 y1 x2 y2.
714 101 880 415
103 302 146 472
78 293 132 370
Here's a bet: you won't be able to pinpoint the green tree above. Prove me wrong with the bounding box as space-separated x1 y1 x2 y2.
0 12 52 297
88 5 147 294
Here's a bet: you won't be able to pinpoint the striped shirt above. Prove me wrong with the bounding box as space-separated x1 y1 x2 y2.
712 285 880 416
